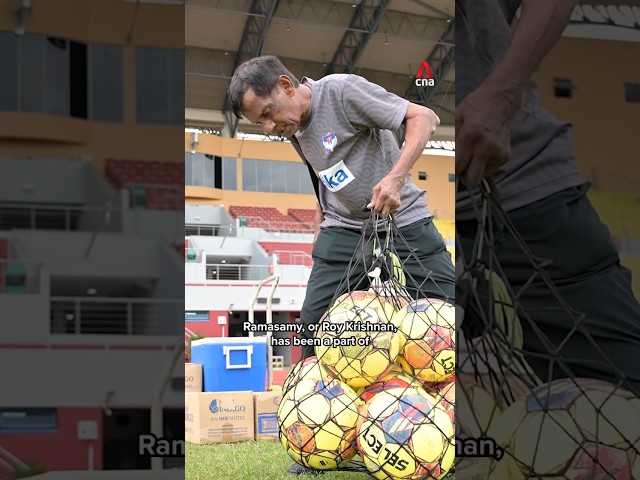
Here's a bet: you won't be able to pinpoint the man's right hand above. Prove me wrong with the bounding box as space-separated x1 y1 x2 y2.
455 81 517 190
456 0 580 190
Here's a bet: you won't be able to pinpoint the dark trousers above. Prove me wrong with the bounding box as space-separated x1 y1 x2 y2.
299 218 456 359
457 184 640 394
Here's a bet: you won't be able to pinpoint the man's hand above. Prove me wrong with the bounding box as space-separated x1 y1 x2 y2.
366 103 438 217
367 172 406 218
456 0 580 190
455 82 519 189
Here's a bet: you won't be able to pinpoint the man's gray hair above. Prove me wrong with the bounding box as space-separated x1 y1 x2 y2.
228 55 300 119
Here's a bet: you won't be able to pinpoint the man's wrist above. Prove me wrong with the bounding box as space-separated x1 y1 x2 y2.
478 74 526 120
388 166 409 185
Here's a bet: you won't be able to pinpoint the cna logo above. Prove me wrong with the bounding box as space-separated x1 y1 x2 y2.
415 61 435 87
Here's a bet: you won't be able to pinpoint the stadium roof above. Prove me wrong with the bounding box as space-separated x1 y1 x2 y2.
185 0 455 140
184 0 638 140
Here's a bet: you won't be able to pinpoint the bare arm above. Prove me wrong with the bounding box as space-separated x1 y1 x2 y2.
492 0 579 105
368 103 440 217
456 0 580 188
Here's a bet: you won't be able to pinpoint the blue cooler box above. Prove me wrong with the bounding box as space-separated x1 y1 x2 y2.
191 336 268 392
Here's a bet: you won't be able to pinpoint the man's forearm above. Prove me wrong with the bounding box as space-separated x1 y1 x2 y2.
485 0 579 111
389 105 439 179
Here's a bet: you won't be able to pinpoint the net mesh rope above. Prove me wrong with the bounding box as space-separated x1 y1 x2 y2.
456 179 640 479
277 211 456 479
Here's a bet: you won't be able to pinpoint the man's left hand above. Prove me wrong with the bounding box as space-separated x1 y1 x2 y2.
367 172 406 217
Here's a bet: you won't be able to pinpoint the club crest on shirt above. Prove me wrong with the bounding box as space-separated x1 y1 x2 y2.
322 132 338 154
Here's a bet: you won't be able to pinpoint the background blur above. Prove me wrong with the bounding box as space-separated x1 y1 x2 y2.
0 0 184 476
531 3 640 298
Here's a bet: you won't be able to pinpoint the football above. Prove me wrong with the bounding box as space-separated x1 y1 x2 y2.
282 355 335 393
496 377 640 478
356 387 454 479
360 367 426 403
315 293 400 388
395 298 455 383
278 377 363 470
455 382 505 479
425 380 455 425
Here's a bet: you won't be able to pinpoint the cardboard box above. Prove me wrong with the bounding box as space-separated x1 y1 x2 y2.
185 363 203 393
254 391 282 440
185 391 254 444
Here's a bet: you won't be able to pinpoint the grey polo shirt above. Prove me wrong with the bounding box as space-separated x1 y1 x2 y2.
292 74 431 229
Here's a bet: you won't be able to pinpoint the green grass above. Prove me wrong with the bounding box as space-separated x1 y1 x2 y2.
186 440 372 480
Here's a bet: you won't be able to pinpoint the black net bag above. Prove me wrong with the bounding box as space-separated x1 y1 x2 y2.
278 212 457 479
455 180 640 479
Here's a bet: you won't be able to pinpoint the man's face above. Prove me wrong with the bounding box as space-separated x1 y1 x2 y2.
241 76 302 137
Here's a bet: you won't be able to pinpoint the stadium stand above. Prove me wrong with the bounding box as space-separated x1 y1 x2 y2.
105 159 184 187
228 205 312 233
0 0 186 474
106 159 183 211
288 208 316 226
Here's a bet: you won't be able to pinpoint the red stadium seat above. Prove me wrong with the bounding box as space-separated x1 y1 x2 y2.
105 159 183 211
229 206 312 233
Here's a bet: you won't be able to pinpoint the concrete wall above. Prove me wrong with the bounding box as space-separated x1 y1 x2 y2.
185 284 308 313
80 163 122 232
0 294 50 341
0 156 85 204
185 204 229 226
0 0 184 168
11 231 160 278
123 209 185 244
533 36 640 190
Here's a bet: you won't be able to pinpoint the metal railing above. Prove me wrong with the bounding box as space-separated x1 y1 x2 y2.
0 446 27 476
205 264 270 281
185 224 218 236
272 250 313 267
50 296 183 336
236 215 313 234
0 202 118 232
122 182 182 192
